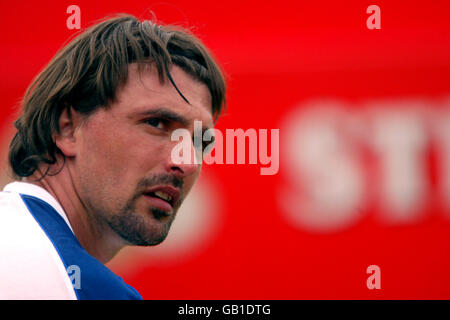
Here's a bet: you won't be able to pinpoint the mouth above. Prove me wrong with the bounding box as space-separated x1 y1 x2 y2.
142 186 181 214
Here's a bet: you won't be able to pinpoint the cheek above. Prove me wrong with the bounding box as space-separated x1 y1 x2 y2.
75 124 131 195
182 169 201 195
78 123 167 183
74 126 146 211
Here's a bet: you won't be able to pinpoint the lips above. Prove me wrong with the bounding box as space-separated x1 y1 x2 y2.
142 185 181 212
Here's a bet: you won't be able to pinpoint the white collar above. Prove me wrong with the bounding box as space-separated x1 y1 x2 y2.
3 181 74 234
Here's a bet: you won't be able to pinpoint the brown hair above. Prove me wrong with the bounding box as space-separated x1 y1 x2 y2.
9 14 226 178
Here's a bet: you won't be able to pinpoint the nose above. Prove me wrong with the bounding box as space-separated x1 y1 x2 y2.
165 138 201 178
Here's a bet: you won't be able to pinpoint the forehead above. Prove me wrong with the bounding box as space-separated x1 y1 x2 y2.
112 63 213 127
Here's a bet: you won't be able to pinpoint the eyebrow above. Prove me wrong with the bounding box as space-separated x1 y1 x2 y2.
135 108 190 126
135 107 212 132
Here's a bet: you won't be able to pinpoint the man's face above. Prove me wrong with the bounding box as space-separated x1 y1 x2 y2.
70 64 213 246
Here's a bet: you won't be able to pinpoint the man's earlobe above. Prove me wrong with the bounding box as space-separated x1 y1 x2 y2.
54 107 78 157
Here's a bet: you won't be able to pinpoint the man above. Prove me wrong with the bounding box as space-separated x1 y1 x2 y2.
0 14 226 299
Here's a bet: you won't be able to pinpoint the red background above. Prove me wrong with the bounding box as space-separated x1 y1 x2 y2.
1 0 450 299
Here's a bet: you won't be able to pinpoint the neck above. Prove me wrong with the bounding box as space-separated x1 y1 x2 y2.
24 162 126 264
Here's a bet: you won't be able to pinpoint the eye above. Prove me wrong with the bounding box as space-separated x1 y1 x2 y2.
202 136 216 155
145 117 167 130
203 139 215 151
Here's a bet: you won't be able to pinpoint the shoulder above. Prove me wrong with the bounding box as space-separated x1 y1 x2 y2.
69 249 142 300
20 194 143 300
22 195 142 300
0 190 142 300
0 190 77 299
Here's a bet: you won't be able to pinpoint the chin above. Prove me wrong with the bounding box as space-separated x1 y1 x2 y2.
122 228 170 247
129 219 173 246
108 208 174 247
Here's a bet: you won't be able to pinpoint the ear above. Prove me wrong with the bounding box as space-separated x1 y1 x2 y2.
54 107 82 157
